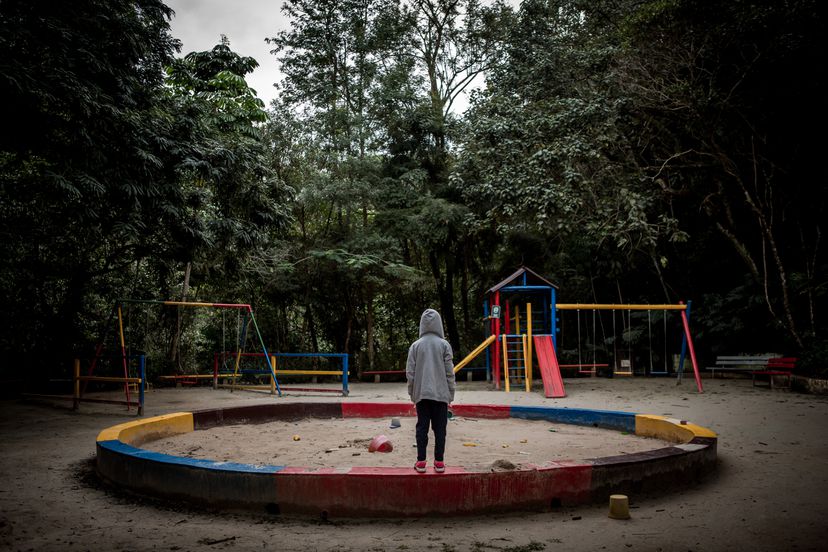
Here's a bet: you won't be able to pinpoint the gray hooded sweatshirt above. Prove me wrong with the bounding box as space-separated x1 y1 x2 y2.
406 309 456 404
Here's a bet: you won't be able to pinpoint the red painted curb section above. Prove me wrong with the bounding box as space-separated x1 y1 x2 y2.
341 402 416 418
452 403 511 418
272 461 593 516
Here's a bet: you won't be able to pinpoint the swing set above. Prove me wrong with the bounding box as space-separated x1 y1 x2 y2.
559 306 681 376
73 299 281 415
555 302 701 391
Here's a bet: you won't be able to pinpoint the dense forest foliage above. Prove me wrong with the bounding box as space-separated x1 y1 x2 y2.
1 0 825 383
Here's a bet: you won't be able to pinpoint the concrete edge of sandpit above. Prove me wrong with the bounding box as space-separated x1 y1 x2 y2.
95 402 717 517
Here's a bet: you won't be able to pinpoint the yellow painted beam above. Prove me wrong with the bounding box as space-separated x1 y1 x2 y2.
502 334 510 393
557 303 687 311
163 301 219 308
117 305 126 351
523 334 530 393
454 334 496 373
206 370 347 377
157 374 217 379
272 370 346 375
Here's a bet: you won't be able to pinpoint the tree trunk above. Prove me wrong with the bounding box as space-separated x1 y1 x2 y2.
429 250 460 352
460 240 470 337
365 287 375 371
715 153 804 348
168 262 191 369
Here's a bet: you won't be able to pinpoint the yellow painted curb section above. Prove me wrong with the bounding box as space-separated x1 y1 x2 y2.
97 412 194 446
635 414 717 443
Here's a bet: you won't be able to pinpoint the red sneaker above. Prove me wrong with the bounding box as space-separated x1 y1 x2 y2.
434 461 445 473
414 461 427 473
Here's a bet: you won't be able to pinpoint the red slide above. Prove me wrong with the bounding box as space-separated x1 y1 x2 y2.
533 335 566 398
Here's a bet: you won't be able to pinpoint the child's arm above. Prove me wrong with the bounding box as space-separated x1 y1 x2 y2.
406 344 416 402
444 343 456 402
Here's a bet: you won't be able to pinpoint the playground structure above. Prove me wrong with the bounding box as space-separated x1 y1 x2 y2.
68 299 350 414
95 401 717 517
453 267 703 397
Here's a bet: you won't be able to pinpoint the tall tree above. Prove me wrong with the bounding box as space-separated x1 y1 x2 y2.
158 37 290 370
601 0 827 350
381 0 513 351
454 0 685 302
0 0 183 375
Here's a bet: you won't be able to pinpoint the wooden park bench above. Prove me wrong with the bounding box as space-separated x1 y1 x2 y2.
462 366 487 381
705 355 777 379
751 357 797 390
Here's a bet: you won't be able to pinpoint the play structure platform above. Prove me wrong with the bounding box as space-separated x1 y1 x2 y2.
96 402 717 517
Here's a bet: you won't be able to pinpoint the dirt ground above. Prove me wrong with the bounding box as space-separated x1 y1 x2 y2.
1 376 827 552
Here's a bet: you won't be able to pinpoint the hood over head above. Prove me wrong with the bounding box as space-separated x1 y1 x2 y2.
419 308 445 338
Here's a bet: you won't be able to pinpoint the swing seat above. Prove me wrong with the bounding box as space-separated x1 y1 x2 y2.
614 358 633 376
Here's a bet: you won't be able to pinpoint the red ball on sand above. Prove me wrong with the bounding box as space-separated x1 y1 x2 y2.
368 434 393 453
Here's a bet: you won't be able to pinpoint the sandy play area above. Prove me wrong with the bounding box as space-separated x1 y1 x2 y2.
2 376 828 551
143 415 666 470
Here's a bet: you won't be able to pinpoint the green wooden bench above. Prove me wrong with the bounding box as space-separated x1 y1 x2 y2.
706 355 776 378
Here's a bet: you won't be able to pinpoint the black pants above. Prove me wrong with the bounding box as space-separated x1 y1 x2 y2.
415 399 448 462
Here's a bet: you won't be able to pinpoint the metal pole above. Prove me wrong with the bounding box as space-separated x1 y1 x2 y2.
248 308 281 396
138 354 145 416
117 304 131 410
483 299 491 382
677 301 691 384
494 292 501 389
679 301 702 392
550 288 558 348
232 314 249 392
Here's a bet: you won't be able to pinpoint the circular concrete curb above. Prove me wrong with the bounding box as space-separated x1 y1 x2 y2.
96 402 717 517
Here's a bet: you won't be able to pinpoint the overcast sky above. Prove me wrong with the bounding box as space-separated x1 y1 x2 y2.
166 0 288 107
165 0 492 113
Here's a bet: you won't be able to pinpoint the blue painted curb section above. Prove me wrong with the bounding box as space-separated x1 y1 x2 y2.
509 406 637 432
98 440 286 473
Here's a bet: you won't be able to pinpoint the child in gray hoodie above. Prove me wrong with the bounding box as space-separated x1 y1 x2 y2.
406 308 456 473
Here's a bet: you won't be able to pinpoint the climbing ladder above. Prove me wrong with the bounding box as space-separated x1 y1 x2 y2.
501 334 530 392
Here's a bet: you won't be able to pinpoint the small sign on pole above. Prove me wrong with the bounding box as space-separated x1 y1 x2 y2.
491 305 501 319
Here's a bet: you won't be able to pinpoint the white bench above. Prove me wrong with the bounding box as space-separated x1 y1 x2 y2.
705 355 777 378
